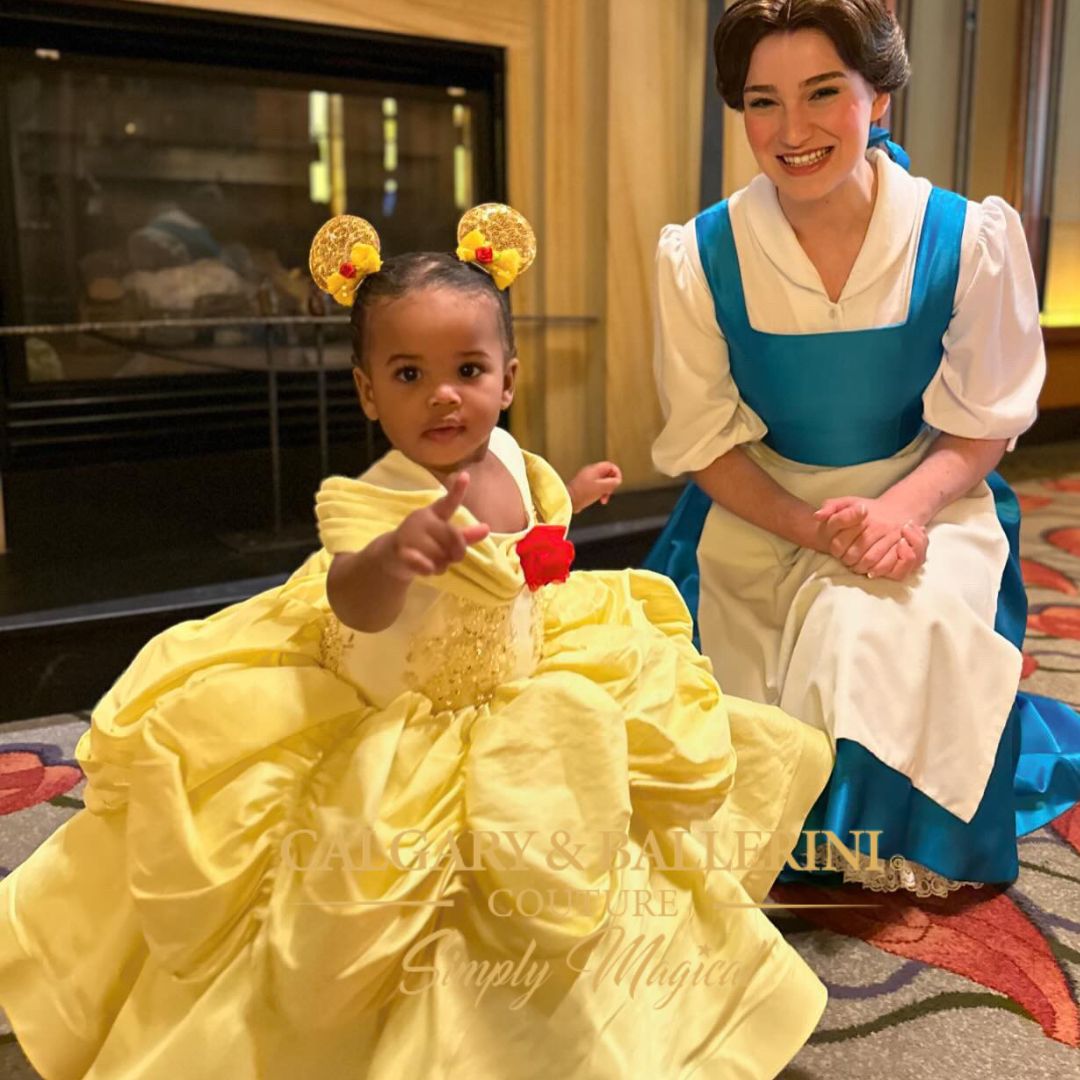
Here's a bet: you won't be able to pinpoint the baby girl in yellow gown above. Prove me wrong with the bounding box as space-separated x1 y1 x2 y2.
0 205 832 1079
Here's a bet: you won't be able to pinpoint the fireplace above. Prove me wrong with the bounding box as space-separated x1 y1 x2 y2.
0 0 504 554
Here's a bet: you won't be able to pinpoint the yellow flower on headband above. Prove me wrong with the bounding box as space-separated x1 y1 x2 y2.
323 242 382 306
456 229 523 291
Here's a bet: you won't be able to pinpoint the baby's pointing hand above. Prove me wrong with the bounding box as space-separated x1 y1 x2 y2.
387 472 490 581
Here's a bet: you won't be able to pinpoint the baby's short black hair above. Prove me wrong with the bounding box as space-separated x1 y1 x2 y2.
349 252 516 370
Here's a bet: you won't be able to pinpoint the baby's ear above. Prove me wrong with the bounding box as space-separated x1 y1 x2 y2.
352 366 379 421
501 356 519 409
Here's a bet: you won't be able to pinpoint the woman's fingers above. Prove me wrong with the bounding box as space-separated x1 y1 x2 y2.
883 528 928 581
901 524 928 562
821 505 866 542
828 524 865 562
853 534 896 576
865 544 900 580
901 522 927 547
814 496 864 521
883 538 917 581
821 503 869 561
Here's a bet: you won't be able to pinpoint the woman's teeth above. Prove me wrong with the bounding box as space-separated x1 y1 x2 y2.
780 147 831 166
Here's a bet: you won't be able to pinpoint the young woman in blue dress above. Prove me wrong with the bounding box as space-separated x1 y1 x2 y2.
648 0 1080 895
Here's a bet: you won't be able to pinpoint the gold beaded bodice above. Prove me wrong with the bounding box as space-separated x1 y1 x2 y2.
319 585 545 713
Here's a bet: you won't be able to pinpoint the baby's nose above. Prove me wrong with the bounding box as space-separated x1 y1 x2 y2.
429 382 461 405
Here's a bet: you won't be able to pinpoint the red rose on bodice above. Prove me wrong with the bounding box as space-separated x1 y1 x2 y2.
515 525 575 591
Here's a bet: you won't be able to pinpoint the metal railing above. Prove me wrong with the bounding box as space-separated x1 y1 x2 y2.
0 312 598 537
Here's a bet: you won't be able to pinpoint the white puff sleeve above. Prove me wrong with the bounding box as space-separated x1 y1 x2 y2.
651 222 766 476
922 197 1045 449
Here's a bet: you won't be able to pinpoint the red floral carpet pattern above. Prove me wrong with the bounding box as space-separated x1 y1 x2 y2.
1 474 1079 1078
0 749 81 818
1020 476 1080 709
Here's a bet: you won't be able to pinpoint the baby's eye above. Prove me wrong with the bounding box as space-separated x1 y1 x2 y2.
459 362 484 378
810 86 840 100
394 366 420 383
746 97 775 110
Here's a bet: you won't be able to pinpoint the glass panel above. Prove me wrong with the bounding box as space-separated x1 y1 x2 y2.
3 60 486 381
1043 0 1080 325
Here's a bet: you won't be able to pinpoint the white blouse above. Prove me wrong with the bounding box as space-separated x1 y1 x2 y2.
651 149 1047 476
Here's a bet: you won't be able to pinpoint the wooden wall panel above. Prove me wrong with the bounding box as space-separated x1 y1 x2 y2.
968 0 1023 203
1043 332 1080 410
146 0 533 48
534 0 608 475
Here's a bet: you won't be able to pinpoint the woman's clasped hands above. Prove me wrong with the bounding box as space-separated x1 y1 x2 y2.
812 496 929 582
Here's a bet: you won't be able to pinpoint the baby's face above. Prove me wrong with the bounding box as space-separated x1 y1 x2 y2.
354 286 516 476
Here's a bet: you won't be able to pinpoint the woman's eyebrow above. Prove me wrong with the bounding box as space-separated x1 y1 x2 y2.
744 71 847 94
802 71 846 86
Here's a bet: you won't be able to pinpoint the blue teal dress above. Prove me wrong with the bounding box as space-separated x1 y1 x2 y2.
647 148 1080 886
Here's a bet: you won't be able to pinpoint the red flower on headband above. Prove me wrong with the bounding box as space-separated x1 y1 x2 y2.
516 525 575 591
338 261 357 279
474 245 494 264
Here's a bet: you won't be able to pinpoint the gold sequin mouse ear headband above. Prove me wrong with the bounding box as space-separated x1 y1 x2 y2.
309 202 534 303
456 202 536 290
309 215 382 307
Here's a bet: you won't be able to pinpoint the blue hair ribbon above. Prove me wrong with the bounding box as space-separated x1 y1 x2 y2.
868 124 910 171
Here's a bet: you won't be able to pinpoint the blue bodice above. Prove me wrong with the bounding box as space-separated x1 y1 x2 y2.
694 187 967 467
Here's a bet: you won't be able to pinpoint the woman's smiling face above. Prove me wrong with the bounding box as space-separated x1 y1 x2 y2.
742 28 888 205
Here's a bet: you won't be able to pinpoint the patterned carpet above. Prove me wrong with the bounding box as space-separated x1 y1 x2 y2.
1 472 1079 1079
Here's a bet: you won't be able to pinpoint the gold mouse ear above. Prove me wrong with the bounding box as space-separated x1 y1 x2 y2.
455 203 536 290
309 215 382 307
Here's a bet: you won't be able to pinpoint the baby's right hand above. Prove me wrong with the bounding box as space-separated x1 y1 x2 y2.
384 472 491 582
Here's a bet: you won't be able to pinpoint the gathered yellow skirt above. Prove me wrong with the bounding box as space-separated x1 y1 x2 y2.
0 555 831 1079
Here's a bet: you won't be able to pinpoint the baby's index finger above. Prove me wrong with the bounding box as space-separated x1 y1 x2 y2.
432 471 470 520
460 522 490 546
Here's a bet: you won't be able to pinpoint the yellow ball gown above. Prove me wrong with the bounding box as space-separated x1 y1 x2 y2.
0 428 831 1079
